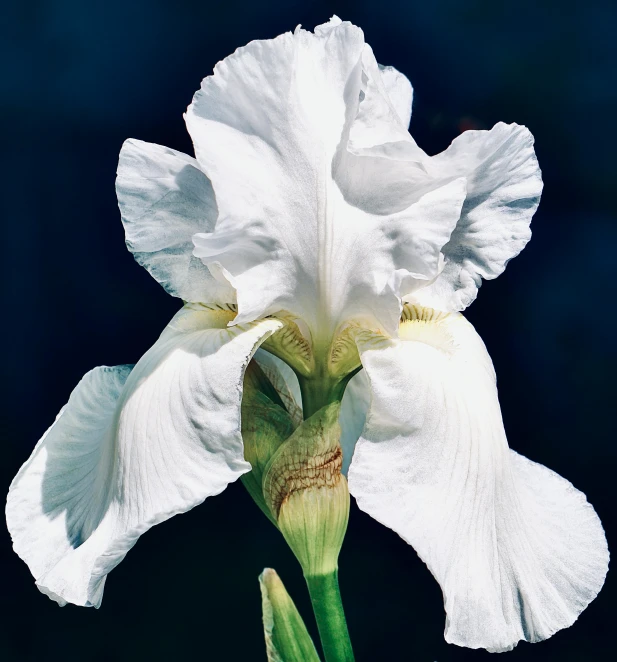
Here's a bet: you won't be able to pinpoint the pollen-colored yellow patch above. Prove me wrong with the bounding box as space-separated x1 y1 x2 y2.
399 304 457 355
169 302 238 331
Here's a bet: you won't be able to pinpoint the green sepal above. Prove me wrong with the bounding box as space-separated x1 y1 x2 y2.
262 403 350 576
241 361 296 525
259 568 321 662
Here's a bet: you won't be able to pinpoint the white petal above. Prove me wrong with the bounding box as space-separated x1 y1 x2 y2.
116 139 235 303
185 21 361 331
314 178 467 335
313 15 343 36
344 60 542 311
7 304 282 607
348 307 608 652
379 64 413 129
348 47 416 157
336 46 429 217
413 123 543 310
186 21 456 337
339 369 370 474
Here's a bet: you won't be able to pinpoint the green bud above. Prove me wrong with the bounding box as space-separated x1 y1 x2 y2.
259 568 320 662
262 402 350 577
241 361 296 525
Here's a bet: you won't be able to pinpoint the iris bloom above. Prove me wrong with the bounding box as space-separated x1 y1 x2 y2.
7 17 607 654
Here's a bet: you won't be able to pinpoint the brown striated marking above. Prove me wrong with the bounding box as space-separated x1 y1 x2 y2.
267 447 343 516
200 303 238 313
401 303 450 323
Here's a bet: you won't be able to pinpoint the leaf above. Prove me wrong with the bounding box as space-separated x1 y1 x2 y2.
259 568 321 662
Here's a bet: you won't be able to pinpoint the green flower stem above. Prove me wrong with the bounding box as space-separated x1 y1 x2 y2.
298 368 360 420
305 570 355 662
299 378 346 420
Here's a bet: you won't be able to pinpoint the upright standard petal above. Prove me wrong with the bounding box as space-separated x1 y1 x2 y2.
344 58 542 312
347 46 419 162
7 304 282 607
415 123 543 311
117 139 235 303
379 64 413 130
348 306 608 652
186 21 463 338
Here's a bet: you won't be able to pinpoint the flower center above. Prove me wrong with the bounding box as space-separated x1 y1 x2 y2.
261 317 362 418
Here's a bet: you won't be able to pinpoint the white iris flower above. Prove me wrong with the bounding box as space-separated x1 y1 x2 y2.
7 17 607 654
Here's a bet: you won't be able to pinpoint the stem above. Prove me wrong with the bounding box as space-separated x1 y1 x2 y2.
299 377 345 420
305 571 355 662
298 367 360 419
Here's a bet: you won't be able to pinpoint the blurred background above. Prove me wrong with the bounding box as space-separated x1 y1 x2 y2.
1 0 615 660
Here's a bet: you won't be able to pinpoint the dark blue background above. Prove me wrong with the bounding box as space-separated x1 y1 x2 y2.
2 1 615 660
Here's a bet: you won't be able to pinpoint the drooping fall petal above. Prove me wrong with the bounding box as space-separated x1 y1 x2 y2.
348 306 608 652
7 304 282 607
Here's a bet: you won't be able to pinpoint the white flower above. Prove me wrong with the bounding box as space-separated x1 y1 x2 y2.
7 17 607 653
